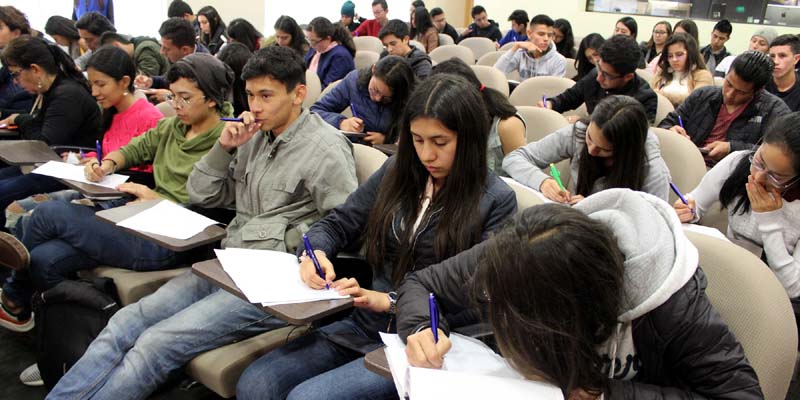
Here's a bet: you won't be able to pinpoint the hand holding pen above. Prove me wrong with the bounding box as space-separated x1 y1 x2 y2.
219 112 263 152
670 182 697 222
299 234 335 289
404 293 452 369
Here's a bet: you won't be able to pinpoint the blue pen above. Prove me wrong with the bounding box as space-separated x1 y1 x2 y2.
670 182 694 215
542 95 547 107
302 234 329 290
220 117 264 122
79 149 85 159
95 140 102 161
678 115 685 129
350 103 359 119
429 293 439 343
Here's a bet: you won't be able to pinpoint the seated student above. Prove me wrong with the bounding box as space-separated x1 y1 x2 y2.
235 73 517 400
305 17 356 89
397 191 763 399
340 1 363 32
430 7 458 43
574 33 604 82
217 42 252 116
553 18 576 59
227 18 265 52
543 35 658 123
45 15 83 60
44 45 358 399
715 28 777 78
410 6 438 53
167 0 199 36
353 0 390 37
458 5 502 44
660 51 790 165
272 15 309 58
134 18 209 103
675 112 800 338
498 9 528 47
700 19 732 73
505 95 669 204
432 59 525 176
613 16 638 40
494 14 566 80
640 20 671 65
767 34 800 112
74 11 116 70
312 55 415 145
0 6 34 118
378 19 432 79
197 6 227 56
673 19 699 45
99 32 169 77
0 53 233 331
73 0 114 24
650 33 713 107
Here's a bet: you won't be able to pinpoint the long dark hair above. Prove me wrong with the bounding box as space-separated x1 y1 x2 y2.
410 7 434 39
644 21 671 61
575 95 649 197
217 42 252 116
86 45 135 132
197 6 226 45
365 74 488 285
356 55 415 144
554 19 575 59
308 16 356 57
674 19 699 44
720 112 800 214
227 18 262 52
274 15 308 57
1 35 89 90
616 16 638 40
430 58 516 120
575 33 604 81
477 205 623 397
655 33 706 86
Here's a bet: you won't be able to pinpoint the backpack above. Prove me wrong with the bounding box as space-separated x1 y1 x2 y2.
32 277 120 389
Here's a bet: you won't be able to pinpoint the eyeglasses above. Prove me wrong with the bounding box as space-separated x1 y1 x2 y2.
653 30 668 35
749 151 799 191
368 85 393 103
165 94 206 109
597 68 623 81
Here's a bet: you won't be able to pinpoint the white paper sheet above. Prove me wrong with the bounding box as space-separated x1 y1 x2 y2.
116 200 219 240
682 224 731 242
501 176 554 204
379 332 562 400
31 160 129 189
214 248 348 305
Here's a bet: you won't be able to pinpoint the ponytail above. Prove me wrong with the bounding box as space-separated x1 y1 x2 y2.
47 42 89 89
332 24 356 57
1 36 89 91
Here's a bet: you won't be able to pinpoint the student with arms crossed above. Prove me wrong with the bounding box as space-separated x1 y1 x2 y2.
397 190 762 399
650 33 713 107
378 19 432 79
505 95 670 204
494 14 566 80
766 34 800 112
235 73 517 400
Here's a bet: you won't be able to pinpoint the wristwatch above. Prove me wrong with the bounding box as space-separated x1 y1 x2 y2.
387 291 398 315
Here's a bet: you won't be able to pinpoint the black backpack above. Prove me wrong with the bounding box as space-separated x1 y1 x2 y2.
32 278 120 389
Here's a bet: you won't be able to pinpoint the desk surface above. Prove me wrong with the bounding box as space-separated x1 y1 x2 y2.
0 140 60 165
59 178 127 198
95 200 227 252
0 129 20 139
373 144 398 156
365 347 392 379
192 258 354 325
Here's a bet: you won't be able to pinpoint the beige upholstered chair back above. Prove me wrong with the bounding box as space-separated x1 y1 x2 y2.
353 36 384 54
651 127 706 204
429 44 475 65
509 76 575 107
471 65 509 97
303 69 322 110
458 37 496 62
354 51 379 70
353 144 387 184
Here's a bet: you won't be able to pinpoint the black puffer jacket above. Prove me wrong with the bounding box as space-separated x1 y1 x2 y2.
549 69 658 123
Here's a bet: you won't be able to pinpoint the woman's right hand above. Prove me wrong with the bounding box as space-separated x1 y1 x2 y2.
405 328 452 369
340 117 364 133
299 250 336 289
83 157 109 182
134 75 153 89
673 198 696 223
540 178 571 203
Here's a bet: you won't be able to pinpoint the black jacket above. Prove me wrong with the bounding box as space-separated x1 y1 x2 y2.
14 76 102 147
396 243 763 400
380 47 432 79
440 23 459 43
550 69 658 123
458 20 502 43
0 66 33 118
700 45 730 69
659 86 791 152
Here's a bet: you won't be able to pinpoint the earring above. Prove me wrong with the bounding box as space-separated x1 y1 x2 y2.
123 91 129 96
37 80 43 90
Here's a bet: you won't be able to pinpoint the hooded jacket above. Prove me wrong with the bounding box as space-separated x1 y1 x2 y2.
396 189 762 399
494 41 566 80
131 36 169 77
549 69 658 123
312 69 394 140
458 19 502 43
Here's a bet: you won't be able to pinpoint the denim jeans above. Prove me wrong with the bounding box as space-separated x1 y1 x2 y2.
46 271 287 400
0 166 66 229
236 318 398 400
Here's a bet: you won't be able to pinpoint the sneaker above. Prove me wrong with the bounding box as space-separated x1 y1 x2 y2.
0 290 33 332
0 231 29 270
19 363 43 387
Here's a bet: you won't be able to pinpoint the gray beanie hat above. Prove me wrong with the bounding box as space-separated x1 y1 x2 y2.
752 27 778 46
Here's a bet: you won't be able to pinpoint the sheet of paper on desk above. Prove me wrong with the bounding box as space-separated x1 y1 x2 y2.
501 177 553 204
31 160 129 189
682 224 730 242
379 332 562 399
214 248 348 305
116 200 218 240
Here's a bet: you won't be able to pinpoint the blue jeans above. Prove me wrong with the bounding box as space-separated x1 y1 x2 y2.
236 318 398 400
0 166 66 229
46 271 287 400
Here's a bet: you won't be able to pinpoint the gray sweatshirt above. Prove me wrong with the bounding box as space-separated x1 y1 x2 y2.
502 122 670 201
493 41 566 80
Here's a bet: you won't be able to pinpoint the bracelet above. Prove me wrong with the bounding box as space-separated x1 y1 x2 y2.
102 158 118 174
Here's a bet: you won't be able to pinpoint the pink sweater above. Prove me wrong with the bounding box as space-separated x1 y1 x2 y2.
88 98 162 172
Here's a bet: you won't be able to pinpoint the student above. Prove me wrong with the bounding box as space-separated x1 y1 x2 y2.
197 6 227 56
353 0 390 37
494 14 566 80
0 6 34 118
235 73 517 400
505 95 669 203
99 32 169 77
74 11 116 69
312 55 415 145
410 6 438 53
305 17 356 89
0 53 233 331
166 0 198 36
553 18 575 59
767 34 800 112
45 15 83 60
378 19 432 79
430 7 458 43
675 112 800 334
651 33 713 107
340 1 362 32
273 15 309 58
433 59 526 176
640 21 671 64
458 5 502 43
673 19 699 44
498 9 528 47
574 33 604 82
217 42 252 115
43 45 358 400
408 0 425 19
700 19 732 73
397 191 763 399
715 28 777 78
227 18 265 52
660 51 790 165
613 16 637 40
543 35 658 123
73 0 114 24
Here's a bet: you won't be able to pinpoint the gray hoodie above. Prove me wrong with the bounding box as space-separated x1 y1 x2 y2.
494 41 566 80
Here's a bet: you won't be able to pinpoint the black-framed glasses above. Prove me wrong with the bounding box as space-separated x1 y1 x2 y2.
749 151 799 191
